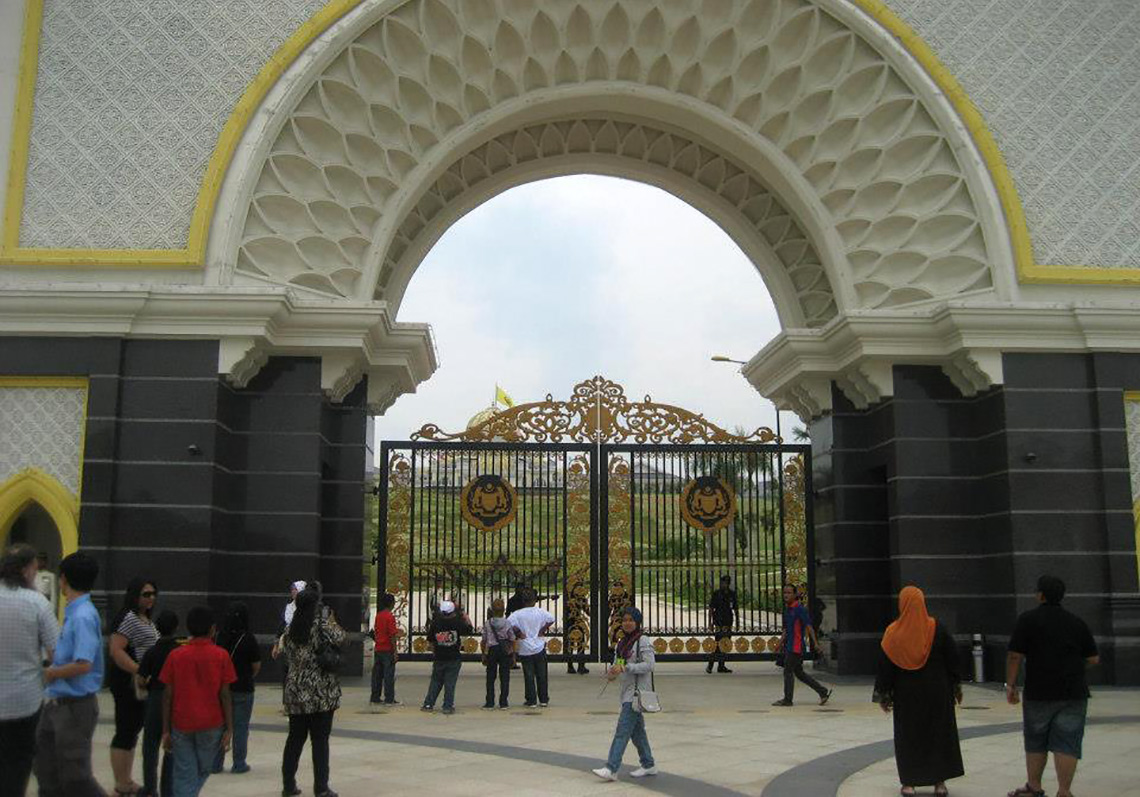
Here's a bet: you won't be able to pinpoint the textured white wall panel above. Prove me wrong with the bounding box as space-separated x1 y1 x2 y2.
889 0 1140 268
19 0 325 249
0 387 86 494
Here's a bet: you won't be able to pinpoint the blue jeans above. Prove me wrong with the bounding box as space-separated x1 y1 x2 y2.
171 726 223 797
370 651 397 703
213 691 254 772
424 659 461 709
606 702 655 773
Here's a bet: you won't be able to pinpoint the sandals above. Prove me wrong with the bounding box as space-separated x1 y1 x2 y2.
900 789 915 797
1007 785 1046 797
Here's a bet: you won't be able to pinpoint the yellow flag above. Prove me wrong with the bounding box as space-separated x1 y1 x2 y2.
495 384 515 408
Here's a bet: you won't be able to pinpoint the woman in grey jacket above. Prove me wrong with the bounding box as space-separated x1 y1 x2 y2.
592 606 658 781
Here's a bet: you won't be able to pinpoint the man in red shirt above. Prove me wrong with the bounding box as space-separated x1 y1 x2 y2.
370 592 403 708
160 606 236 796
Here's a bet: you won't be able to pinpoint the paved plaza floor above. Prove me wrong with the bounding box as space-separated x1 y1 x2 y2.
50 662 1139 796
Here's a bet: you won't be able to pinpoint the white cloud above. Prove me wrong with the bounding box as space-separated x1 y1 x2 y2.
374 176 791 450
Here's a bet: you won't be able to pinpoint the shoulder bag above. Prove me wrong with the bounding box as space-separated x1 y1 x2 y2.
315 620 342 674
632 639 661 713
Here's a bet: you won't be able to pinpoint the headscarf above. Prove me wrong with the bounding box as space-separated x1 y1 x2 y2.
880 586 936 670
438 600 455 615
615 606 643 660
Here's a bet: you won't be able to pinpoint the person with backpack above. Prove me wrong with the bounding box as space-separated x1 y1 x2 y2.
279 589 345 797
480 598 521 709
592 606 658 782
212 603 261 775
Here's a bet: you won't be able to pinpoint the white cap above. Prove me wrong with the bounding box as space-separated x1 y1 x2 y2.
291 580 307 592
438 600 455 614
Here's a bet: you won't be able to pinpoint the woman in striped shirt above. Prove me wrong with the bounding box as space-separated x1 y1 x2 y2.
108 577 160 796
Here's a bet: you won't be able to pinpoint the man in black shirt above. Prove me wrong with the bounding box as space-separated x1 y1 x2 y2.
706 575 738 674
1005 575 1098 797
421 600 474 715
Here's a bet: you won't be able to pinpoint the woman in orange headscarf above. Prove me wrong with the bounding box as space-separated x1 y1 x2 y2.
874 586 964 796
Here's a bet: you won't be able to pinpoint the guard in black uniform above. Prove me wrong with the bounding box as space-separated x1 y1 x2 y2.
707 574 738 673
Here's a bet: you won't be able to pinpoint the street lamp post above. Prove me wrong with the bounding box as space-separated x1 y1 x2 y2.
710 354 781 441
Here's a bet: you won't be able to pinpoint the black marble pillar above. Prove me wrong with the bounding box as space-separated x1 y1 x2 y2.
0 339 369 676
812 356 1140 684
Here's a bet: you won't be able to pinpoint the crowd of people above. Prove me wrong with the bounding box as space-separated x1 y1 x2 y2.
0 540 1100 797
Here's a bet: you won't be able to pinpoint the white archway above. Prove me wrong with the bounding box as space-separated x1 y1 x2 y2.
202 0 1029 416
210 0 1012 313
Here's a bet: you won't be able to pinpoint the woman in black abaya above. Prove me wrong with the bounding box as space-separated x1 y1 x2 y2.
874 585 964 796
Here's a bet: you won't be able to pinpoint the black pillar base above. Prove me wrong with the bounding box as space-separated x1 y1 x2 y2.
811 355 1140 684
0 339 369 677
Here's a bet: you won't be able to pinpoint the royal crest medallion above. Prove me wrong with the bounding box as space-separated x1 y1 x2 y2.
679 476 736 532
459 474 519 532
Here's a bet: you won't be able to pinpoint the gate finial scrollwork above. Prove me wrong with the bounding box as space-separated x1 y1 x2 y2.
412 376 777 444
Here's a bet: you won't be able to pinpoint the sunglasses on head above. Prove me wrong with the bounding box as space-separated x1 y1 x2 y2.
141 590 157 598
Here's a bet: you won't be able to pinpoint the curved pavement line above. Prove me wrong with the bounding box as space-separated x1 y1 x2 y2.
762 714 1140 797
248 721 748 797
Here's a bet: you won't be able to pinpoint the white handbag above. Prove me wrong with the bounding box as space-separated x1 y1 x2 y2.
631 640 661 713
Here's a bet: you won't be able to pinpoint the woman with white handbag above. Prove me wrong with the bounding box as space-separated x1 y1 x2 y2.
592 606 659 782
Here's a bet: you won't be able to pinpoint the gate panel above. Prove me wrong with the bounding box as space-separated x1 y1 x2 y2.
380 377 813 663
380 442 594 660
602 444 811 660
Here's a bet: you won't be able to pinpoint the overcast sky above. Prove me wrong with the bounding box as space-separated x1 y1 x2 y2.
373 175 787 452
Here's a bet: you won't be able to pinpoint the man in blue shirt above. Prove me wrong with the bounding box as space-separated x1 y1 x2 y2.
773 583 832 707
34 551 107 797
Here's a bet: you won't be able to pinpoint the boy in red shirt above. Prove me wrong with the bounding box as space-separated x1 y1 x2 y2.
370 592 403 708
160 606 236 796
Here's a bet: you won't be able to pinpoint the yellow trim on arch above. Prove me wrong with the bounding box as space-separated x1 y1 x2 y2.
854 0 1140 285
0 0 362 269
0 468 81 562
1 0 1138 284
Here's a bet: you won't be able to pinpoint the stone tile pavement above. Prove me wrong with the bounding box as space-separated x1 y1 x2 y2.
35 662 1139 796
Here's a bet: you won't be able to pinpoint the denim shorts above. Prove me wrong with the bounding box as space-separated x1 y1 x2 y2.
1022 699 1088 758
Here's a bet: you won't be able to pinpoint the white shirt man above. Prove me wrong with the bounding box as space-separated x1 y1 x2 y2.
509 597 555 707
0 545 60 794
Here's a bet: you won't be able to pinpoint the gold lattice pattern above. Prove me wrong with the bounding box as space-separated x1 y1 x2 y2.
384 452 413 647
414 376 776 444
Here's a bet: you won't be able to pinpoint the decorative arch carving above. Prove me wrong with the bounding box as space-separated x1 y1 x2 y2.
379 116 836 327
0 468 80 560
229 0 997 318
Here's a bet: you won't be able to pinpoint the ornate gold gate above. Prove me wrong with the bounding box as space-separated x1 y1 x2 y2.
379 377 811 661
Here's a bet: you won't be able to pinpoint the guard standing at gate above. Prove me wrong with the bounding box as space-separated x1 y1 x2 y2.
707 575 738 673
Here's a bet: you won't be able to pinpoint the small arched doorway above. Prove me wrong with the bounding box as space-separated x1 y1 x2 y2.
0 469 80 578
6 502 63 574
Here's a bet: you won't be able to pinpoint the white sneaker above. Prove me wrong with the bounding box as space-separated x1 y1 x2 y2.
591 767 618 781
630 766 658 778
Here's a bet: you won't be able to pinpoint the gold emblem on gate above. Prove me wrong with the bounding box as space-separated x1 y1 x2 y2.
679 476 736 532
459 474 519 532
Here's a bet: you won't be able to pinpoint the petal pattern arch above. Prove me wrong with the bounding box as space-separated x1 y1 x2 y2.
223 0 1003 323
378 116 834 328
